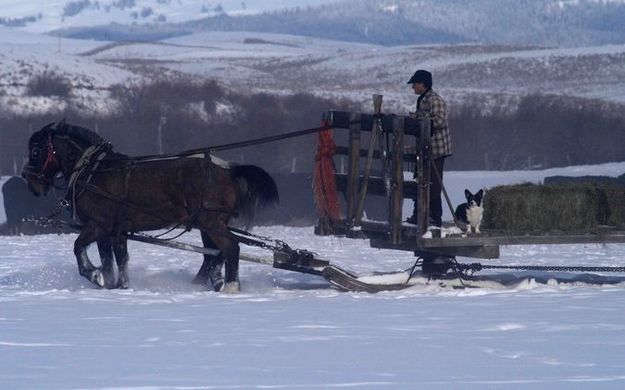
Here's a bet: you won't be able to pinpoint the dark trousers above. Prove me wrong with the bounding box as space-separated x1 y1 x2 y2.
411 157 445 227
429 157 445 226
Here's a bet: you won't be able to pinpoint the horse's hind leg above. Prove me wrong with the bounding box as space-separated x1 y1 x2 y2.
96 237 116 289
112 234 130 289
223 241 240 293
74 223 105 287
193 231 224 292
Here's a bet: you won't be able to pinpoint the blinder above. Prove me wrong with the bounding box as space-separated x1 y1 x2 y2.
24 132 60 183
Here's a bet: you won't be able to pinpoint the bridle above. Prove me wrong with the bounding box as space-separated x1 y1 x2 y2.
41 133 60 177
24 132 61 184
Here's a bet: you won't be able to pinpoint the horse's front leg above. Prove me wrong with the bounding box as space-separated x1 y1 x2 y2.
112 234 130 289
74 223 106 288
193 231 224 292
96 238 116 289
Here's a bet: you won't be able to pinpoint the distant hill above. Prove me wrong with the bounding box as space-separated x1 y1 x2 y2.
46 0 625 47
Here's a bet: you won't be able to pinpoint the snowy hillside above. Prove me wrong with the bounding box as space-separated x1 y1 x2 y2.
0 27 137 115
2 1 625 116
36 0 625 47
0 0 343 33
2 26 625 116
3 0 625 47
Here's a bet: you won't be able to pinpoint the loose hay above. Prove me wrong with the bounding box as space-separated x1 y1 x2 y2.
482 182 625 233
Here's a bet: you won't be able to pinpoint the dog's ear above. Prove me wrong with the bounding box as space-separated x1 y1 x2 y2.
464 189 471 199
476 189 484 199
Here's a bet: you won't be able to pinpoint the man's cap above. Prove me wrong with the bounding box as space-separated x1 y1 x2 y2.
407 70 432 87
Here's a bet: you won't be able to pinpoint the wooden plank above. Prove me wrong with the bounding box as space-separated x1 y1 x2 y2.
370 238 500 259
346 113 361 223
360 220 625 246
422 245 500 259
127 233 274 265
334 146 417 162
335 174 418 198
326 110 421 136
390 116 404 244
416 115 431 237
359 219 625 252
355 95 384 225
361 220 625 246
421 232 625 247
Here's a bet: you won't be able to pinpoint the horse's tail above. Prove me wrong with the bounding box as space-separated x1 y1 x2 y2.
230 165 279 226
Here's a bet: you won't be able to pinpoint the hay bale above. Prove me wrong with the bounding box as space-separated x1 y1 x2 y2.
482 182 625 233
603 184 625 227
544 175 620 185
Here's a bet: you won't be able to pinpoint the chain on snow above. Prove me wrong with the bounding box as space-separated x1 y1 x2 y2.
453 261 625 275
229 227 317 260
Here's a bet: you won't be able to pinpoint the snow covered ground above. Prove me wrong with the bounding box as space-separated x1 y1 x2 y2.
2 163 625 388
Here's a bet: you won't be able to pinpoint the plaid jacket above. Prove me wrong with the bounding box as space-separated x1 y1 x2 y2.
417 89 453 159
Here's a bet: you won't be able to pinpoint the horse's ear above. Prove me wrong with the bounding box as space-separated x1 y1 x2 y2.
54 118 66 130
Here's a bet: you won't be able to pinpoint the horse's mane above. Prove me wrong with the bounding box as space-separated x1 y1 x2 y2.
42 120 106 147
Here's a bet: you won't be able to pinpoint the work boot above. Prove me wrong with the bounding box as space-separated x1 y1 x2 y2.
405 209 419 225
428 225 442 238
405 215 419 225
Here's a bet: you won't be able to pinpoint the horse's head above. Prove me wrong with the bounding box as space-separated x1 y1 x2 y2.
22 120 104 196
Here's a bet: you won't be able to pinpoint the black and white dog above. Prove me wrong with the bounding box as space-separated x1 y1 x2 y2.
454 189 484 234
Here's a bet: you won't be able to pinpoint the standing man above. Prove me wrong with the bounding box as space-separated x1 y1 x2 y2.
406 69 453 229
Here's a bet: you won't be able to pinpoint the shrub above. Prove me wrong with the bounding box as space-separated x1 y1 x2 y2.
63 0 92 18
26 71 72 98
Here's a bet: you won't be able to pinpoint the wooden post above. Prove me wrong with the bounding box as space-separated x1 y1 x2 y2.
378 101 392 207
431 161 463 229
354 94 383 225
390 116 405 244
346 113 361 224
417 114 431 238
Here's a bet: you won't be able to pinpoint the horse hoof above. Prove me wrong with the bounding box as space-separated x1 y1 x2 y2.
212 280 224 292
91 270 105 288
221 281 240 294
209 269 224 292
116 281 129 289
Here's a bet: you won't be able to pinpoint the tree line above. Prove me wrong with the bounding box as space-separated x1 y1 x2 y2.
1 76 624 176
448 94 625 170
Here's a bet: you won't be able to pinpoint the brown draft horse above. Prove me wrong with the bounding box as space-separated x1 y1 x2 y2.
22 121 279 293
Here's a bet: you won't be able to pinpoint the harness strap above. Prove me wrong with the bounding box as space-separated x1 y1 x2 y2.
66 143 111 224
100 121 362 164
42 133 59 177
